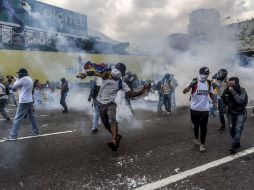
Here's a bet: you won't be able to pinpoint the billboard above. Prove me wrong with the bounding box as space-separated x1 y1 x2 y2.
0 0 88 38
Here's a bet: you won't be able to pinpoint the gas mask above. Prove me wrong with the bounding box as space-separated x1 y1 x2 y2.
199 74 209 82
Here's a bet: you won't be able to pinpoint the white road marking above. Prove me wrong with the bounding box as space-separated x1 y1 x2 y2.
134 147 254 190
0 115 48 121
246 106 254 109
0 130 76 143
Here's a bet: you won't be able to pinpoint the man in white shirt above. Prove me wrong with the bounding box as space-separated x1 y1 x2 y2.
4 68 40 141
79 63 150 151
183 67 216 152
0 78 10 121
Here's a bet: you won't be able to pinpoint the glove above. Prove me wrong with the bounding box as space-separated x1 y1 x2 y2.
189 78 198 88
88 97 91 102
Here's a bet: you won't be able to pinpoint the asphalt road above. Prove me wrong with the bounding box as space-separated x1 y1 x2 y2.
0 102 254 190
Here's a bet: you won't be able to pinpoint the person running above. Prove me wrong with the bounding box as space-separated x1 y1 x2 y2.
4 68 40 141
156 80 164 113
221 77 248 154
183 67 216 152
78 63 150 151
0 77 10 122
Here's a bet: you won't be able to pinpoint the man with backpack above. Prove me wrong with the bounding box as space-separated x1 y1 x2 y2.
0 77 10 122
221 77 248 154
88 77 101 133
183 67 216 152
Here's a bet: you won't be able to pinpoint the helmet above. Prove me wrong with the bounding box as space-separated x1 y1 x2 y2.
199 67 209 75
164 73 171 79
115 63 126 76
217 68 228 80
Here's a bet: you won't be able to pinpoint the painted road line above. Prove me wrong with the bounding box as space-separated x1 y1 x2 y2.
134 147 254 190
0 115 48 121
0 130 76 143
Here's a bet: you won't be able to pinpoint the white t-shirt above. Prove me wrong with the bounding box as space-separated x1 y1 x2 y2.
97 79 130 104
12 76 33 103
186 79 213 111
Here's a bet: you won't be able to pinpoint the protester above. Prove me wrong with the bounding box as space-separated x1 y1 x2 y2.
221 77 248 154
212 69 228 130
156 80 163 113
0 77 10 122
78 63 150 151
60 78 69 113
161 73 174 115
170 74 178 108
183 67 216 152
33 79 43 105
123 71 136 116
6 77 18 106
4 68 40 141
88 77 101 133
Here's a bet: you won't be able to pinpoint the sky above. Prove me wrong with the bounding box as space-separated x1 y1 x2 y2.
40 0 254 49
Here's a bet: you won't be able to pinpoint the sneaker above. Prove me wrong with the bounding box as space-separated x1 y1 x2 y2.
199 144 206 152
4 136 17 141
29 132 40 136
194 139 200 146
107 141 118 151
166 112 171 116
217 124 225 130
3 118 11 123
229 147 237 154
92 129 98 134
62 110 68 113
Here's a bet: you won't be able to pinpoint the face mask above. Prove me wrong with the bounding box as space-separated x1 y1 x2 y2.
111 68 121 79
199 74 208 82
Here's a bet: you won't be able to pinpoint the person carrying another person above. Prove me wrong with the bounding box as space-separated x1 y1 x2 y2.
78 63 150 151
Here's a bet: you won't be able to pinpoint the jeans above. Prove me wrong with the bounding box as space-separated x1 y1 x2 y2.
163 93 172 112
157 93 163 111
228 113 246 147
10 103 39 138
8 94 17 106
60 92 68 111
0 99 9 119
190 109 209 144
171 90 176 108
218 98 225 126
92 102 100 130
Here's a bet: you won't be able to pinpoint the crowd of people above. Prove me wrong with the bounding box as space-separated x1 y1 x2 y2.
0 63 253 154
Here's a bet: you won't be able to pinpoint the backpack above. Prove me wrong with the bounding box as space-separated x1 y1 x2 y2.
90 83 100 100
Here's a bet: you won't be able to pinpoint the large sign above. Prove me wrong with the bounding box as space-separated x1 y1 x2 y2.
0 0 88 38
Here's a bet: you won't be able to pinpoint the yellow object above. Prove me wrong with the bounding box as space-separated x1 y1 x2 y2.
0 50 149 83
